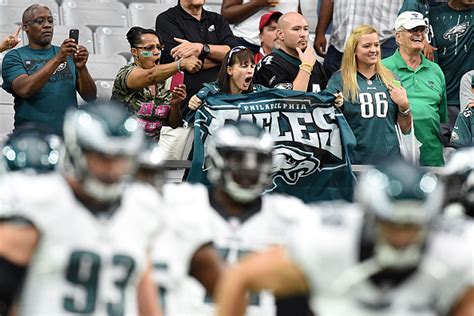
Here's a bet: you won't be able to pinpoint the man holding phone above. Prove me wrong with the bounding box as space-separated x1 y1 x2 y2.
1 4 97 135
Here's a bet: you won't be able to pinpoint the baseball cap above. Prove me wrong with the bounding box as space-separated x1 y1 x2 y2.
259 11 282 33
395 11 427 31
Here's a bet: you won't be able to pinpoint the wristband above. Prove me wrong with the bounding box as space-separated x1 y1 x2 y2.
300 62 314 70
176 59 181 71
398 107 411 117
299 66 312 76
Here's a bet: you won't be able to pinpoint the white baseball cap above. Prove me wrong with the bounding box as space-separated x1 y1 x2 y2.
395 11 427 31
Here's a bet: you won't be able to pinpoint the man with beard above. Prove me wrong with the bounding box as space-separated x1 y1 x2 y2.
253 12 327 93
1 4 96 135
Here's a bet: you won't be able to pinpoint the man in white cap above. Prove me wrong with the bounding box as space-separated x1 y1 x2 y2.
383 11 448 167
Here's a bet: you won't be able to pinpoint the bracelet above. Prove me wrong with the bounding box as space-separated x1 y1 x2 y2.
299 64 312 76
398 107 411 117
176 59 181 71
300 62 314 70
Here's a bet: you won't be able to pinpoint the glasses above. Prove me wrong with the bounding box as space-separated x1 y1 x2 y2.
404 26 428 34
134 44 164 52
227 46 248 65
24 16 55 25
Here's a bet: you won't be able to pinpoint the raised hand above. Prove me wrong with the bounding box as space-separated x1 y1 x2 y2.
170 84 187 106
56 38 77 63
0 27 21 52
74 45 89 69
181 56 202 73
188 95 203 111
171 38 203 59
296 46 317 66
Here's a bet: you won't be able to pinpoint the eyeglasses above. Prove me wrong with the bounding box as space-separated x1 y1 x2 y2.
404 26 428 34
227 46 248 65
24 16 55 25
134 44 164 52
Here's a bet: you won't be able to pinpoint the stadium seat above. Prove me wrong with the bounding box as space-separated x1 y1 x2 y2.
0 0 59 26
61 0 128 29
301 0 318 33
95 26 130 58
77 79 114 105
52 25 95 53
128 2 173 29
85 54 127 80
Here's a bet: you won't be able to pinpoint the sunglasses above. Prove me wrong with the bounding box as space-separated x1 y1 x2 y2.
134 44 164 52
227 46 249 65
24 16 55 26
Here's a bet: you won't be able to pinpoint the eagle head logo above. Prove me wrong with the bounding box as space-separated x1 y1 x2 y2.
271 145 320 186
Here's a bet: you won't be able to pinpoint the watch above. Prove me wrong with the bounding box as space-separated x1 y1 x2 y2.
398 107 411 117
201 43 210 58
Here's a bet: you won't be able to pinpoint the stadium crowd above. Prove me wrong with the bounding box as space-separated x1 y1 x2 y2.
0 0 473 315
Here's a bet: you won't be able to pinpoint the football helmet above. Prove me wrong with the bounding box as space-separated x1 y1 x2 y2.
356 159 444 269
0 125 62 174
136 141 166 193
62 102 144 202
206 121 273 203
443 147 474 217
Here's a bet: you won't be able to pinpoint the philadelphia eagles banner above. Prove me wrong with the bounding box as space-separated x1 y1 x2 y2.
187 88 357 203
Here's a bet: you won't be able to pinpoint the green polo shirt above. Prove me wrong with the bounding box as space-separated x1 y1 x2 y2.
383 49 448 166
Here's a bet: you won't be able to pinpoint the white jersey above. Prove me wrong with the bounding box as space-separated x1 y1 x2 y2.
152 183 312 316
288 202 474 316
0 172 164 316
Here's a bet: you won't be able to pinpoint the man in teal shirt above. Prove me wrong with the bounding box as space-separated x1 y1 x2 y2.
383 11 448 166
1 4 96 135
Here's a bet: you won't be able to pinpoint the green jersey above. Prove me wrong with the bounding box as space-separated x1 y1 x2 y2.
450 108 474 148
430 4 473 106
326 71 401 165
383 50 448 166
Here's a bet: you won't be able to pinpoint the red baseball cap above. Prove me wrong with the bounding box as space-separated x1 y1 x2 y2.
259 11 283 33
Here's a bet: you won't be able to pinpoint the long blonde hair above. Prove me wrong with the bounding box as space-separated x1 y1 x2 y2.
341 25 395 102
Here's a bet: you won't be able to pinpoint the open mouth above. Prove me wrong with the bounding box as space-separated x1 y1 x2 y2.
244 76 252 84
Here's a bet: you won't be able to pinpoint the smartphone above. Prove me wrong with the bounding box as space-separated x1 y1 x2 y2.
392 80 401 89
170 71 185 91
69 29 79 44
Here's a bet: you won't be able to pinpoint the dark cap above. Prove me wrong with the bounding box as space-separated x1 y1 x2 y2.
259 11 283 33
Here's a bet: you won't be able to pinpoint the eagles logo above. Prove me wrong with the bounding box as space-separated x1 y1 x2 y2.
271 144 320 187
443 22 468 41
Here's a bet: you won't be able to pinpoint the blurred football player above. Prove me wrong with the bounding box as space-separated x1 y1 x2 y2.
152 121 314 316
0 125 62 314
135 141 224 312
216 159 474 316
0 125 62 175
443 147 474 219
0 103 163 315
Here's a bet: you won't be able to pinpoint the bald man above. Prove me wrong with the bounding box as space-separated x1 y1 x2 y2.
254 12 327 92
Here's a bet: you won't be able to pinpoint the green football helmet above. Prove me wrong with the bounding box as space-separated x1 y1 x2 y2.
356 159 444 269
443 147 474 217
136 141 166 193
62 102 144 202
0 126 62 174
206 121 273 203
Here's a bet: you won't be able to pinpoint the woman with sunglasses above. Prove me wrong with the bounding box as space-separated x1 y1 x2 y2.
111 27 202 140
326 25 412 165
188 46 265 114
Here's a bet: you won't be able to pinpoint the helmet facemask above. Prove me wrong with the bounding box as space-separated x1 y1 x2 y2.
206 121 274 204
61 104 144 203
209 147 272 203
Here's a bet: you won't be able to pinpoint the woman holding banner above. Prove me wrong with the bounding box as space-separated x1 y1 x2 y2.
187 46 267 113
326 25 412 165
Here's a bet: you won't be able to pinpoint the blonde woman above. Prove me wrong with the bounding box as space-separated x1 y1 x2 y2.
326 25 412 164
